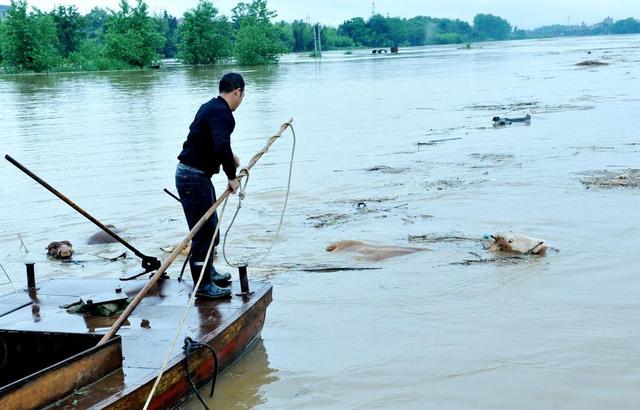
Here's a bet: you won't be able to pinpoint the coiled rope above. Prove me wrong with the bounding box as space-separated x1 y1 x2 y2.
222 124 296 267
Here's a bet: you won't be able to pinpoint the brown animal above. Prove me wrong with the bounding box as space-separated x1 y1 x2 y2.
488 232 547 255
160 241 191 256
87 224 120 245
326 240 426 261
46 241 74 259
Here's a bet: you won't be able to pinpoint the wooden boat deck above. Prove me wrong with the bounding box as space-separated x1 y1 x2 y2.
0 277 272 409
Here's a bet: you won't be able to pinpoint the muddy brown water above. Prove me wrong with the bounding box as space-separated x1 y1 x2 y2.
1 35 639 409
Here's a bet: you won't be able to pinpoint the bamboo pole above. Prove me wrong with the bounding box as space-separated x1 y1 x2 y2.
98 118 293 345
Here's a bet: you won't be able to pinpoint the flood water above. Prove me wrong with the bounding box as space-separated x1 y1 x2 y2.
1 35 639 409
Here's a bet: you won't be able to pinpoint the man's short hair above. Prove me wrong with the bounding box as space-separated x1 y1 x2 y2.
219 72 245 93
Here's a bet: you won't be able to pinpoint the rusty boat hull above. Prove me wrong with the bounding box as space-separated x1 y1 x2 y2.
0 278 272 409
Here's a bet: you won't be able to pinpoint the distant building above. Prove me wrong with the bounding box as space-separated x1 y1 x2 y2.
0 5 10 21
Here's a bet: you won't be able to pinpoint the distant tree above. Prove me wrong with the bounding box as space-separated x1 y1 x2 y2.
234 20 283 64
610 17 640 34
232 0 283 65
274 21 294 52
164 11 179 57
321 26 354 49
178 0 232 64
0 0 60 72
231 0 276 29
338 17 369 45
512 26 527 40
51 5 84 57
83 7 108 39
153 11 179 58
291 19 314 51
473 13 512 40
104 0 163 67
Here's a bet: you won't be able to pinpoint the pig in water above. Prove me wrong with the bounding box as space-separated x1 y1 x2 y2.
326 240 426 261
488 232 547 255
46 241 74 259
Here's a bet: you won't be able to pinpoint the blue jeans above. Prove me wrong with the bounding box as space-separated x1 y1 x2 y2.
175 163 219 285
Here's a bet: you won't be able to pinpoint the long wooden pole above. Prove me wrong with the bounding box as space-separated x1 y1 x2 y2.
99 118 293 345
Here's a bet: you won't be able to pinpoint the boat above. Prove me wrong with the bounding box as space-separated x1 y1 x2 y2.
0 275 272 409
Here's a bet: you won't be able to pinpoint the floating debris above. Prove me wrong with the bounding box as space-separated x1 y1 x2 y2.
581 169 640 189
424 178 465 191
492 114 531 127
306 212 353 228
451 254 527 266
331 197 397 205
365 165 408 174
576 60 609 66
259 263 382 273
417 137 462 146
408 234 484 244
465 101 538 111
465 101 592 113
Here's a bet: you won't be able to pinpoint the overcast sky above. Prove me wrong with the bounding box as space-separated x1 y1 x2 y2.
25 0 640 29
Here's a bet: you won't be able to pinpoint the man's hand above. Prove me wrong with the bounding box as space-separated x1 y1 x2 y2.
228 178 240 194
233 153 240 168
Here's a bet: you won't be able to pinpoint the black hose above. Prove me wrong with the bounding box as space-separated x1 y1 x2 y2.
183 337 219 409
178 252 190 282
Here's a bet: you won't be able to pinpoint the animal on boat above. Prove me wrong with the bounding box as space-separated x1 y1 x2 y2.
46 241 74 259
160 241 192 256
492 114 531 127
87 224 120 244
488 232 547 255
326 240 426 261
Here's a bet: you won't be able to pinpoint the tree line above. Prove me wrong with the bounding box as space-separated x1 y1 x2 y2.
1 0 639 73
0 0 290 72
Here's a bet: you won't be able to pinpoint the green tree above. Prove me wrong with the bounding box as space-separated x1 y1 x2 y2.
83 7 108 39
234 21 283 65
231 0 276 28
338 17 369 45
232 0 283 65
51 5 84 57
104 0 163 68
0 0 60 72
610 17 640 34
274 21 294 52
291 20 314 51
321 26 354 49
178 0 232 65
473 13 512 40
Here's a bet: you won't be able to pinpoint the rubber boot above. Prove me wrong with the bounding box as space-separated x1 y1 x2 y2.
211 266 231 287
190 260 230 299
195 283 231 299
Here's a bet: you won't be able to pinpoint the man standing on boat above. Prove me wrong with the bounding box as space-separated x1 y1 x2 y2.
175 73 245 299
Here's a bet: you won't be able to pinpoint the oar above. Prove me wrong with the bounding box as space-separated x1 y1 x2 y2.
4 155 162 274
98 118 293 345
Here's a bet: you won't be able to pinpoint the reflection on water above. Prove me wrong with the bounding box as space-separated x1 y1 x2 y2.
1 35 640 409
182 338 278 409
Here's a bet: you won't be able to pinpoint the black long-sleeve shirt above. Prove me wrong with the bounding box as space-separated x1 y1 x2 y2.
178 96 237 179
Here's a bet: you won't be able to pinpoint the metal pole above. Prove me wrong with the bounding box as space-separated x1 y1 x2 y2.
4 155 161 273
98 118 293 345
313 24 318 57
25 263 36 289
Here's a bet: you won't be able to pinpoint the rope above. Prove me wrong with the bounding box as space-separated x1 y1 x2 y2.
142 199 229 410
142 120 294 408
222 124 296 267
